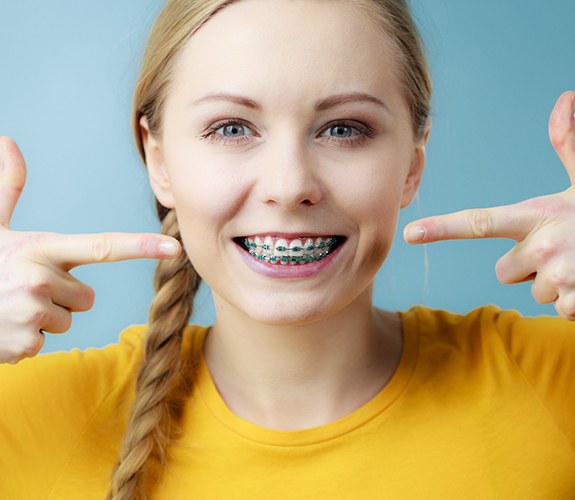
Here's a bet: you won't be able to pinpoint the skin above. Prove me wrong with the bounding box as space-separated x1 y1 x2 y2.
0 0 573 428
0 137 181 364
405 91 575 319
142 0 425 428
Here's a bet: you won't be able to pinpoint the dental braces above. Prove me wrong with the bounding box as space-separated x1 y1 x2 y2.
248 251 331 263
245 238 335 252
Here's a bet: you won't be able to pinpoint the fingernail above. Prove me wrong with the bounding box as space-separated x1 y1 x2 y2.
405 225 426 243
159 239 180 257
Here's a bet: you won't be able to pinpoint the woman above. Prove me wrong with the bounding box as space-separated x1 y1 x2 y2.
1 0 574 499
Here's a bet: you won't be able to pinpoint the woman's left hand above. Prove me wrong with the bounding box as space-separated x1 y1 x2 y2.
404 91 575 319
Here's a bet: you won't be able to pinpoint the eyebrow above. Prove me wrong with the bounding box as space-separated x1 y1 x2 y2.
191 92 262 111
315 92 388 112
190 91 388 113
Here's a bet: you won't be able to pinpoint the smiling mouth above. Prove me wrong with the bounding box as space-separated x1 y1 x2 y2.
235 235 345 265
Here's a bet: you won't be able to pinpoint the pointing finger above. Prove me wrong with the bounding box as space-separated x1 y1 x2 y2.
404 202 538 244
549 91 575 185
0 136 27 229
41 232 181 269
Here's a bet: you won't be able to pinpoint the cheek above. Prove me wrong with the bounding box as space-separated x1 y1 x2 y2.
164 152 250 278
169 171 236 281
332 153 407 223
167 151 247 228
332 155 408 267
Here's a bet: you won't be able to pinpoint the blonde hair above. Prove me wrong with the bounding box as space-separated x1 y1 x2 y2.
108 1 431 498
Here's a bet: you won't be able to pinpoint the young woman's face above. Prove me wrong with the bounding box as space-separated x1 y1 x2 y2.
145 0 427 325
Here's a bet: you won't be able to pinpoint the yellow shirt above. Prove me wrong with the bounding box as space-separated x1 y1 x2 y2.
1 306 574 499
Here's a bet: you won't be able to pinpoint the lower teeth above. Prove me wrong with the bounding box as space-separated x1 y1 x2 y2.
249 251 331 264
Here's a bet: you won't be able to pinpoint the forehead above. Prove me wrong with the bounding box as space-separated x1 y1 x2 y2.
170 0 404 109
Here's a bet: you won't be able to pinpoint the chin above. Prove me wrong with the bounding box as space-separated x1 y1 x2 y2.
218 286 366 328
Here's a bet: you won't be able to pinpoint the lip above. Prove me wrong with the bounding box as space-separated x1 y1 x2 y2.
234 235 346 279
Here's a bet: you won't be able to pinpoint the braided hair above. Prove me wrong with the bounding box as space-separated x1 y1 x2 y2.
108 0 431 497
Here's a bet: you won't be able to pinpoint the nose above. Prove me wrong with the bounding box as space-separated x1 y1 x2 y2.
257 138 323 210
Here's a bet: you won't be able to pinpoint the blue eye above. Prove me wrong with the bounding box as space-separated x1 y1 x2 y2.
200 119 256 144
318 121 373 146
220 123 248 137
329 125 354 138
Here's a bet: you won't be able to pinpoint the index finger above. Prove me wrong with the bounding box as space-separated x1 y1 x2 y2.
42 232 181 269
403 202 537 244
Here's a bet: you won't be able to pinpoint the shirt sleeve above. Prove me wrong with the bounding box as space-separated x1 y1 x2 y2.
0 326 146 499
492 307 575 452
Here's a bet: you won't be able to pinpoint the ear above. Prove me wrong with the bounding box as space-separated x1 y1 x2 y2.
400 117 431 208
140 116 176 209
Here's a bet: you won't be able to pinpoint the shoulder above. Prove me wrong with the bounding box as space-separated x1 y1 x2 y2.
0 325 149 416
0 323 209 406
400 305 575 399
0 323 209 498
0 325 148 496
403 304 575 356
402 305 575 449
402 305 575 345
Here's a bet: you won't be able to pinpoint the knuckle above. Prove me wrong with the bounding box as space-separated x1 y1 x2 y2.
542 261 573 289
1 344 22 363
4 332 45 363
468 209 493 238
548 271 568 289
23 275 51 296
1 350 23 365
532 239 558 264
22 306 49 327
532 194 574 219
12 233 50 260
556 296 575 320
21 333 45 359
91 235 113 262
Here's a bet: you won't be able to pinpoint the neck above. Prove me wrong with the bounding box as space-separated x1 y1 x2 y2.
204 291 403 430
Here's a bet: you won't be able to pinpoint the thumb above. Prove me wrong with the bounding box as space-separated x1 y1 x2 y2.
0 136 27 229
549 91 575 185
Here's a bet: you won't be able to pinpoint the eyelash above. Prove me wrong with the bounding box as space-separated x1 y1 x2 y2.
320 120 375 147
198 119 375 147
199 118 255 145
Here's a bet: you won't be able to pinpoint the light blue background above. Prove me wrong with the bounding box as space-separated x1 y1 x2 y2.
1 1 574 353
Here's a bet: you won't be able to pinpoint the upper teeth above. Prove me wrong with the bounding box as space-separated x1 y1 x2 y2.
244 236 337 265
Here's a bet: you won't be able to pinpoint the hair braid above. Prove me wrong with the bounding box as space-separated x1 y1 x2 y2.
113 1 432 497
108 207 200 500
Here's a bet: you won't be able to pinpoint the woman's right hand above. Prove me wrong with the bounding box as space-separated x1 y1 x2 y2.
0 136 181 364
